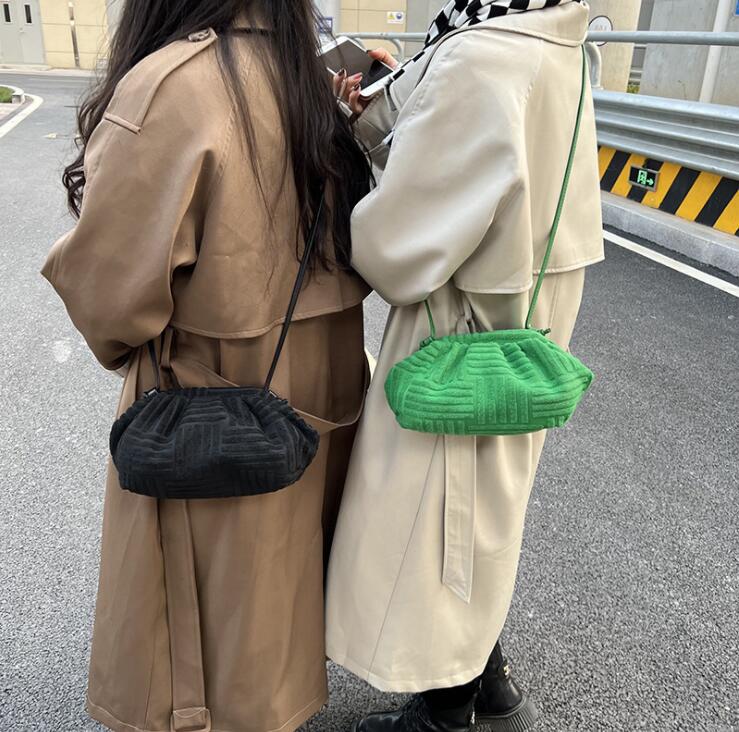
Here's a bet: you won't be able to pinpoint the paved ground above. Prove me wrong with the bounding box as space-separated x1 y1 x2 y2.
1 72 737 732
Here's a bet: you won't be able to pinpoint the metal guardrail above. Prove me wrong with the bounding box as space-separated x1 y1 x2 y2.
350 30 739 48
587 31 739 46
348 30 739 180
593 92 739 180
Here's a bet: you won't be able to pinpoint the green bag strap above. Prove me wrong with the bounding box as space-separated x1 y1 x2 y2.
524 45 588 330
423 44 588 339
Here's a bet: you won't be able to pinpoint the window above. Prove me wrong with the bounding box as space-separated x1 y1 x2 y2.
24 3 32 23
2 3 11 23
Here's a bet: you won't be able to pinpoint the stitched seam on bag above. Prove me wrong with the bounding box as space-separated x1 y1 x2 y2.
366 435 441 675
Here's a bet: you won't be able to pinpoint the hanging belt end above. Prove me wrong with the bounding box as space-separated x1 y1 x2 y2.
171 707 211 732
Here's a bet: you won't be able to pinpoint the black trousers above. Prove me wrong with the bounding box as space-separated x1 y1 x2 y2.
422 642 502 713
422 678 481 713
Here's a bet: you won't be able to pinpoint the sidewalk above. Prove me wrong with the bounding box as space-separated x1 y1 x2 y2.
602 191 739 277
0 64 95 78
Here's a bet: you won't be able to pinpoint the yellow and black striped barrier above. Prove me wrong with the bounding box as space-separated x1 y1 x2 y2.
598 147 739 237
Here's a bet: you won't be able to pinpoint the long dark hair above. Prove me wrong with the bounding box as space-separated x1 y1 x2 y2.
62 0 372 270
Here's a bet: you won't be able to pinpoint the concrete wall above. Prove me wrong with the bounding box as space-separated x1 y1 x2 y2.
39 0 108 69
403 0 443 55
340 0 409 53
38 0 75 68
640 0 739 106
74 0 109 69
587 0 642 92
371 0 646 84
637 0 655 29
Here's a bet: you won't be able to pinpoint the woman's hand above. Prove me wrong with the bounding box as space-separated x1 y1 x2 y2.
332 48 399 116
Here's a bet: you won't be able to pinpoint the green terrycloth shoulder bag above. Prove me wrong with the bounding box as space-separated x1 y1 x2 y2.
385 47 593 437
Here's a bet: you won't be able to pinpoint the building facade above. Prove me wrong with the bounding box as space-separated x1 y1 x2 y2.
0 0 108 69
640 0 739 106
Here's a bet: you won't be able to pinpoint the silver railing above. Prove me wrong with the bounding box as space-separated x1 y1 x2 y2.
347 30 739 180
593 92 739 179
348 30 739 62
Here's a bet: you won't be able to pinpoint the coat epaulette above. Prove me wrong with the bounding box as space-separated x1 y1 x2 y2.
105 29 218 133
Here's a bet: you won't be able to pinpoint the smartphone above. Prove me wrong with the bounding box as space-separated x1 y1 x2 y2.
321 36 395 99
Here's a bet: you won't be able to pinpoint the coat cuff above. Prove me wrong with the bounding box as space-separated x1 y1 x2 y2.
353 88 399 171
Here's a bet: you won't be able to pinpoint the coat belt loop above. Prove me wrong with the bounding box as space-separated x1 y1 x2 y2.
441 435 477 603
162 327 175 370
170 707 211 732
159 500 211 732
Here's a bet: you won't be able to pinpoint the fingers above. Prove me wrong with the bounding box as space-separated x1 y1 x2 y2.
333 70 363 103
348 85 365 115
368 48 399 69
332 68 347 98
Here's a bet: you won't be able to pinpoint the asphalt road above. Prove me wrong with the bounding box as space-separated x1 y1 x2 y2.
1 72 737 732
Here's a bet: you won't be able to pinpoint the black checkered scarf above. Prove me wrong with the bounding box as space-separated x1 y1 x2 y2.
389 0 578 82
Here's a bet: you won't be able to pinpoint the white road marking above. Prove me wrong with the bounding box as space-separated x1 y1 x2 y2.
52 340 72 363
0 94 44 139
603 229 739 299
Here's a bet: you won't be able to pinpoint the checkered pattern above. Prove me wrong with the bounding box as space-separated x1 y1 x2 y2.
389 0 578 83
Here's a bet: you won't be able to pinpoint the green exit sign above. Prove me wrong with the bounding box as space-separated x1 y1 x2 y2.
629 166 659 191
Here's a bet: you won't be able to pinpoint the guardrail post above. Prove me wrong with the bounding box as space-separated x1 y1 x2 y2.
699 0 734 103
586 43 603 89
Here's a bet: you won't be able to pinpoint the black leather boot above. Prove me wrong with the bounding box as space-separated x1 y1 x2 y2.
352 693 476 732
474 642 539 731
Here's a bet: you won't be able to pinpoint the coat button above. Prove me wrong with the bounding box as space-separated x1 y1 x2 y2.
188 30 210 42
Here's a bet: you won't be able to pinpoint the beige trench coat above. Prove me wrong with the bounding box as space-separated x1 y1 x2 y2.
326 2 604 692
42 27 369 732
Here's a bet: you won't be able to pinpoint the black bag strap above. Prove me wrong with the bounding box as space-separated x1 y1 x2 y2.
263 191 325 391
146 190 326 393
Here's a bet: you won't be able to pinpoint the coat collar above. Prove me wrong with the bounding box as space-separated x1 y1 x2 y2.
474 1 588 47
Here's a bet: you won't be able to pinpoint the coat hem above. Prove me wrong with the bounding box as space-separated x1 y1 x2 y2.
87 693 327 732
326 646 490 694
455 253 605 296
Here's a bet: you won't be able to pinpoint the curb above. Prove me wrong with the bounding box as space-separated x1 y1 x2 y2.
597 146 738 238
601 192 739 277
0 66 94 78
0 91 43 140
1 83 26 104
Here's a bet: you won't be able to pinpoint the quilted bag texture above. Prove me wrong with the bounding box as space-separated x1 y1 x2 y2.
110 387 319 498
384 329 593 436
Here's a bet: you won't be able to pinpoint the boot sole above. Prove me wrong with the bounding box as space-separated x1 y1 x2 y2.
475 695 539 732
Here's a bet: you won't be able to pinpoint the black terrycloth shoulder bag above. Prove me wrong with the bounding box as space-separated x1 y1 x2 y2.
109 195 326 499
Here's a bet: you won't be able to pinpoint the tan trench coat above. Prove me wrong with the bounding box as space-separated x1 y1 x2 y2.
42 28 369 732
326 3 605 692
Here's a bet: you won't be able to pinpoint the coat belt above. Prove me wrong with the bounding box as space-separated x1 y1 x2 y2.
442 434 477 603
159 500 212 732
440 299 478 604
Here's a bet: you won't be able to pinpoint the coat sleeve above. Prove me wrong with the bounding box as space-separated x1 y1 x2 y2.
352 87 399 170
350 36 527 307
42 86 216 370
